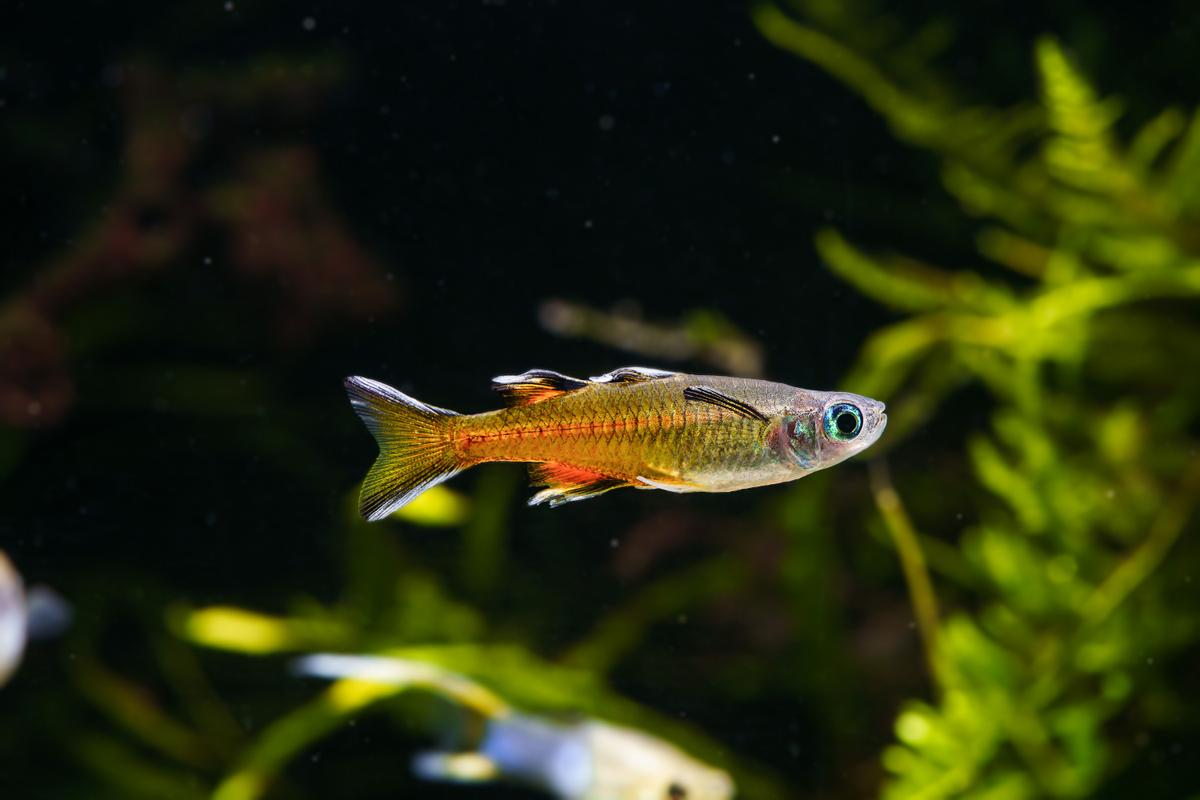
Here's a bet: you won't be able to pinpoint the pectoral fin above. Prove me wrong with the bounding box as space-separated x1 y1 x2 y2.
528 462 632 507
637 475 699 493
682 385 769 422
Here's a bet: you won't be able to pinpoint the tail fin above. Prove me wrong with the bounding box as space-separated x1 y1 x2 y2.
344 376 463 521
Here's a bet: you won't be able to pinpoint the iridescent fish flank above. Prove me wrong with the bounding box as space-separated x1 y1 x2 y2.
345 367 887 520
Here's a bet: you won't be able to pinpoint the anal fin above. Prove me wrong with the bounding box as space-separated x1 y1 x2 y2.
528 462 631 507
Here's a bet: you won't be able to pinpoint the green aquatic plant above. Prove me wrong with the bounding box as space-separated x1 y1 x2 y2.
757 5 1200 798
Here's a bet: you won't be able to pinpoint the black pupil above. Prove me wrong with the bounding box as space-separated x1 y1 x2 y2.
668 783 688 799
836 411 859 435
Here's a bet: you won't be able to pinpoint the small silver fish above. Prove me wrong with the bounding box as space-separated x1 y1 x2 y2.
416 713 736 800
296 653 734 800
0 550 71 687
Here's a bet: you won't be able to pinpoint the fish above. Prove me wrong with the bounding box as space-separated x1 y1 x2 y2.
416 712 735 800
296 653 734 800
0 550 71 687
344 367 886 520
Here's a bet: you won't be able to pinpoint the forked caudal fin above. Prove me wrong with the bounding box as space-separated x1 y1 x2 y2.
344 376 463 521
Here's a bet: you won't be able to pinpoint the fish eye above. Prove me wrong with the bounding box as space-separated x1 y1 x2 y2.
824 403 863 441
667 783 688 799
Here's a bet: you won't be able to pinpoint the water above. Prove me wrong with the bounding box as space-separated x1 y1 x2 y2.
2 2 1199 799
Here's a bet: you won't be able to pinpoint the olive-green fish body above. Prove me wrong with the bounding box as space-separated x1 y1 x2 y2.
345 367 886 520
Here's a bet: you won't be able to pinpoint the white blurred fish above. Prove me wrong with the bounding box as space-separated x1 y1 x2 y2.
296 653 735 800
0 550 71 687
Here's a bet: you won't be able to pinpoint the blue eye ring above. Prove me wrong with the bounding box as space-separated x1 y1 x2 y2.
824 403 863 441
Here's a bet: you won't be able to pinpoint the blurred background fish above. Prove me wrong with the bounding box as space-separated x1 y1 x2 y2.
296 653 735 800
0 550 71 687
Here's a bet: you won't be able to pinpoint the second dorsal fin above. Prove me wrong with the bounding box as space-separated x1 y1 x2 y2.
491 369 590 406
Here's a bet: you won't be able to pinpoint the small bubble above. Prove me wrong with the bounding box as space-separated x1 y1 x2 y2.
677 614 688 624
609 538 619 548
770 134 780 143
26 400 42 417
1147 657 1155 665
583 219 594 229
302 16 316 31
598 114 615 131
1106 488 1116 499
747 72 756 81
223 1 234 10
203 256 213 265
955 512 964 521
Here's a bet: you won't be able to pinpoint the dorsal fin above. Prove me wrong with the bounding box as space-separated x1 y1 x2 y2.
527 462 631 507
589 366 678 384
491 369 590 406
683 385 769 423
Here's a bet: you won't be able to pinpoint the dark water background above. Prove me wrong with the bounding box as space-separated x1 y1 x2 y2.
3 2 1200 798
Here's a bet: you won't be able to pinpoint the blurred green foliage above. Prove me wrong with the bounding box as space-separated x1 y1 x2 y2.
58 498 787 800
757 4 1200 798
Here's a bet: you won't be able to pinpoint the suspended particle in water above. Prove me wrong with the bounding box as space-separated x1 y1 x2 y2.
302 16 316 30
